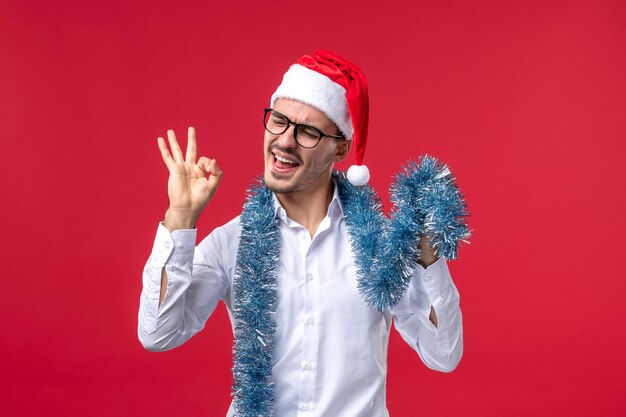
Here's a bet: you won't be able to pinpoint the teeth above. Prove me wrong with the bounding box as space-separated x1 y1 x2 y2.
275 154 296 164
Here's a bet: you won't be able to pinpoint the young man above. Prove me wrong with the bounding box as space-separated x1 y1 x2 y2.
138 50 463 417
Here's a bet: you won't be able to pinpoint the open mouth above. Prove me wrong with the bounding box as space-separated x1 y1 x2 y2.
272 151 300 172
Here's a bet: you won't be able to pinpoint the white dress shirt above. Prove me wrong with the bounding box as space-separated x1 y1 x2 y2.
138 186 463 417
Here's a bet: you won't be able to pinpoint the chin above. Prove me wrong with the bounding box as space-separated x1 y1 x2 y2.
264 172 299 194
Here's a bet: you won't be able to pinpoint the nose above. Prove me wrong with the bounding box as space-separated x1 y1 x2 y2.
276 124 298 148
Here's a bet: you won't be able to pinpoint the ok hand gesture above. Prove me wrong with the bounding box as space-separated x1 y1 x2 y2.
157 127 223 231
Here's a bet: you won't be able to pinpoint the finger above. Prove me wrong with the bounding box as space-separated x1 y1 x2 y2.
206 159 223 195
192 156 207 177
196 156 211 177
419 234 431 242
197 157 224 178
167 129 184 162
197 157 223 196
157 137 174 168
207 159 224 179
186 126 197 163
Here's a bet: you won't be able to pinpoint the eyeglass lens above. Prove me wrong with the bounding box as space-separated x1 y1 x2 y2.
264 110 322 148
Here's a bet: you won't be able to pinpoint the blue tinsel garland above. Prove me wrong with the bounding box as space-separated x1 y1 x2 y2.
232 181 280 417
390 155 471 261
232 156 470 416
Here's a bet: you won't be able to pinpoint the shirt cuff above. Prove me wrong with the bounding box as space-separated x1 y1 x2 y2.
150 222 197 265
414 256 452 295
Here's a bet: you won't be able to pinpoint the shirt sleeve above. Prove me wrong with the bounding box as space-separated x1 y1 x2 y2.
391 257 463 372
137 222 230 351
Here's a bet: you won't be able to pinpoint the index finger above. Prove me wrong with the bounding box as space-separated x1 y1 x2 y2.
186 126 197 163
167 129 184 162
157 136 174 168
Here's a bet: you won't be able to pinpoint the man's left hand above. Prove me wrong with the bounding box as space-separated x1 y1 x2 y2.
417 235 439 268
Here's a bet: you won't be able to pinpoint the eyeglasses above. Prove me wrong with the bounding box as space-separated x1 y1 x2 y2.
263 108 344 148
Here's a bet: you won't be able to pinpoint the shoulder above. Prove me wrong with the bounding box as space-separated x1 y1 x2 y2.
196 215 242 260
219 215 242 236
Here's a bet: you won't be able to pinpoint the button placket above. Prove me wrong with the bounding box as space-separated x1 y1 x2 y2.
296 243 319 414
299 403 312 411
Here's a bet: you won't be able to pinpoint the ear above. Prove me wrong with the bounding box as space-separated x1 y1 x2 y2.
333 139 352 162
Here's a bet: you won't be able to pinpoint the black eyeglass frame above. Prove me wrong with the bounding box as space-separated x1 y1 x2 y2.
263 108 344 149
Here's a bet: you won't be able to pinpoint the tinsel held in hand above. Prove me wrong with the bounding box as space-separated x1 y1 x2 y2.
231 155 470 416
357 155 471 311
392 155 470 260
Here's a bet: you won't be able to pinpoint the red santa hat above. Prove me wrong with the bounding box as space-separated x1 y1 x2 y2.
271 50 370 186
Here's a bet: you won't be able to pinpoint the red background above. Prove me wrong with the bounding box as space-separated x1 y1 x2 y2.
2 0 625 416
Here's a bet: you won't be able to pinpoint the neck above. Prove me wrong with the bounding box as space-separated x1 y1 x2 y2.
275 176 334 237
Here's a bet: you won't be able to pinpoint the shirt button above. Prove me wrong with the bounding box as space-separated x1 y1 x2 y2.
306 273 314 282
305 318 315 326
303 363 313 371
175 241 183 249
299 234 307 240
164 241 171 249
299 403 310 411
423 274 432 282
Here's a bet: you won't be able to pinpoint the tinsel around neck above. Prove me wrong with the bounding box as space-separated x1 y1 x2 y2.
231 156 470 417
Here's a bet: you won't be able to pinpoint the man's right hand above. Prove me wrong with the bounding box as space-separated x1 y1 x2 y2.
157 127 223 232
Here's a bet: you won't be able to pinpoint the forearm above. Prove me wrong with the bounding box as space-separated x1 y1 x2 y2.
160 267 167 306
160 209 198 305
139 258 197 351
418 235 440 326
138 225 198 350
393 257 463 372
416 276 463 372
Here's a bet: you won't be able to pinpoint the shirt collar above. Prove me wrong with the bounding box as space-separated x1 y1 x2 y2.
272 180 345 226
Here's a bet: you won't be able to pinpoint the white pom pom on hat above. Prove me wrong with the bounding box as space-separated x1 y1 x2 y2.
271 50 370 186
347 165 370 187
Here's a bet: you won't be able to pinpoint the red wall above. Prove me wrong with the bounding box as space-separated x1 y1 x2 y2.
2 1 625 416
